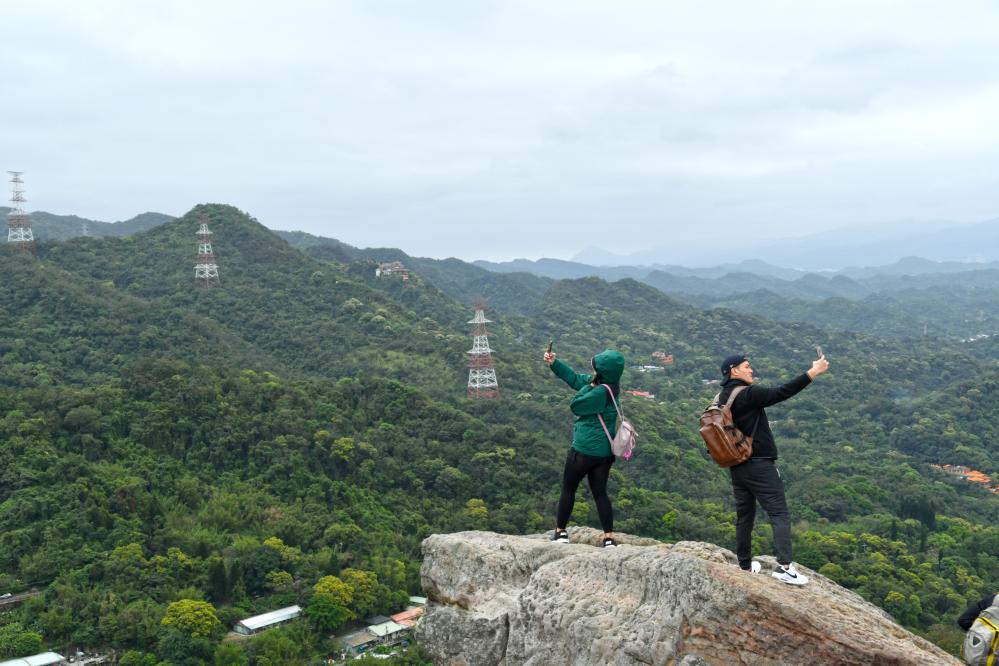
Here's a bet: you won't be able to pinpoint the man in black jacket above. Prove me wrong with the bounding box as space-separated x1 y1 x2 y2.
719 352 829 585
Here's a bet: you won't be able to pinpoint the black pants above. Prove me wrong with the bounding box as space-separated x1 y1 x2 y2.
730 459 792 567
556 448 615 532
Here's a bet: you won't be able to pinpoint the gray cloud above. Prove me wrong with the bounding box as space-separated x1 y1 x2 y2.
2 0 999 261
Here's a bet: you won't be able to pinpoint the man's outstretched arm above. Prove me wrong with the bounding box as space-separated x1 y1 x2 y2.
741 356 828 410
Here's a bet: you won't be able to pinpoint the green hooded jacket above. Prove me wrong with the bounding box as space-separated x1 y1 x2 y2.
549 349 626 457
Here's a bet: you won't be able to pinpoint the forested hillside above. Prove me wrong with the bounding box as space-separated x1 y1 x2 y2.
0 207 173 241
1 204 996 663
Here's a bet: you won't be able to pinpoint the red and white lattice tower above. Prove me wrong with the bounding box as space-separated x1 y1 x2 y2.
7 172 34 252
467 305 499 398
194 216 221 288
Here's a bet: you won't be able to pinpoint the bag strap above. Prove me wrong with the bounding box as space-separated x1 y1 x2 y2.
723 385 762 440
724 385 747 408
596 384 623 448
596 413 614 446
600 384 624 420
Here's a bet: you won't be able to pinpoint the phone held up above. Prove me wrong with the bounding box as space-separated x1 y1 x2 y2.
815 345 824 359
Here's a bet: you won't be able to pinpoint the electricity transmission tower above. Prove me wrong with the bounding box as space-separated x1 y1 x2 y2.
467 305 499 398
7 171 34 252
194 216 221 288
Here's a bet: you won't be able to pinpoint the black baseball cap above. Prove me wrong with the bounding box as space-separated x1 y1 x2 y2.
720 354 747 376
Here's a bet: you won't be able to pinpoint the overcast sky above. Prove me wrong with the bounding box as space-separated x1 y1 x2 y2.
3 1 999 261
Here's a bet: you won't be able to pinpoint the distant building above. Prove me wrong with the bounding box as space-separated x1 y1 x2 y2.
0 653 66 666
932 464 998 492
363 615 393 626
626 390 655 400
234 605 302 635
652 351 674 365
390 606 425 628
375 261 410 280
341 631 379 657
368 620 409 640
340 620 411 657
408 596 427 606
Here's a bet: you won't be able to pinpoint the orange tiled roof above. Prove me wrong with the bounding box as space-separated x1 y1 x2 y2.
391 607 424 624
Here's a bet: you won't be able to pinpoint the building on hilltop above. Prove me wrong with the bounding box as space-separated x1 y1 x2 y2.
376 261 410 280
233 605 302 636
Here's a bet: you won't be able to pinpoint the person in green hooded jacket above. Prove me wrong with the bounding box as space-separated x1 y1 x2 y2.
544 348 625 547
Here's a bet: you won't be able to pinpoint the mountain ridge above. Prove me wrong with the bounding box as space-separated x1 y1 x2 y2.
571 217 999 268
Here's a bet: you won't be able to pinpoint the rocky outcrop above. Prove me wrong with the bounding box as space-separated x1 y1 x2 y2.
417 528 959 666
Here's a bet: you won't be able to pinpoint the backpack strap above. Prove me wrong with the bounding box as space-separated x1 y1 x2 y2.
723 385 762 441
597 384 623 450
600 384 623 420
596 413 614 447
724 385 747 408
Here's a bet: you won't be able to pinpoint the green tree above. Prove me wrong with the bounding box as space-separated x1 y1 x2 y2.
207 557 229 602
313 575 353 607
118 651 157 666
305 593 351 632
161 599 222 639
340 568 379 617
213 643 249 666
156 628 214 666
0 623 44 659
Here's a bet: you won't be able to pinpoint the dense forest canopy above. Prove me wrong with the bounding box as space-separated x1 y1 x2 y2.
1 204 996 662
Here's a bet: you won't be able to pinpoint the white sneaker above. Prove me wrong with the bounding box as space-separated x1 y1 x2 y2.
772 563 808 586
750 561 762 574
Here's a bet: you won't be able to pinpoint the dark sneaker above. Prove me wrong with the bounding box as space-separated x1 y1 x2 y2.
772 563 808 585
551 529 569 543
602 537 617 548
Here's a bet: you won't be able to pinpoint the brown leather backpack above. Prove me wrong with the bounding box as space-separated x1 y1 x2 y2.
698 386 760 467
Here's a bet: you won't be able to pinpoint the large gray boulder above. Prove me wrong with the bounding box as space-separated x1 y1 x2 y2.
417 528 958 666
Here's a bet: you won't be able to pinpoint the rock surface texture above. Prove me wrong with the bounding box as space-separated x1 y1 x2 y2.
417 528 959 666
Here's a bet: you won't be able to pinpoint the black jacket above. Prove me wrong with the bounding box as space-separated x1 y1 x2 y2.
719 373 811 460
958 593 998 630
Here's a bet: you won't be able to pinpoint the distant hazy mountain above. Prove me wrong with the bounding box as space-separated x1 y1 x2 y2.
0 207 174 240
473 254 999 299
474 258 807 281
574 217 999 269
838 256 999 279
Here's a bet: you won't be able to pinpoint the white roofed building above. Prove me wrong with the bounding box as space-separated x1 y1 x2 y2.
234 605 302 635
0 653 66 666
367 620 408 639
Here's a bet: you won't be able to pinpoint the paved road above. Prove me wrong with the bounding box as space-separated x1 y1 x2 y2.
0 589 42 608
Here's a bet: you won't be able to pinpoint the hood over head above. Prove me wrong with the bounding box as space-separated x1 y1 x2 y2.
591 349 625 384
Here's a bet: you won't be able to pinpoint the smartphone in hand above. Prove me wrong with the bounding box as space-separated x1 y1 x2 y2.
815 345 824 358
546 339 554 354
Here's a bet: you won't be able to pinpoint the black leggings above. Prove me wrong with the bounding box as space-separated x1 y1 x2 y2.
556 448 615 532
